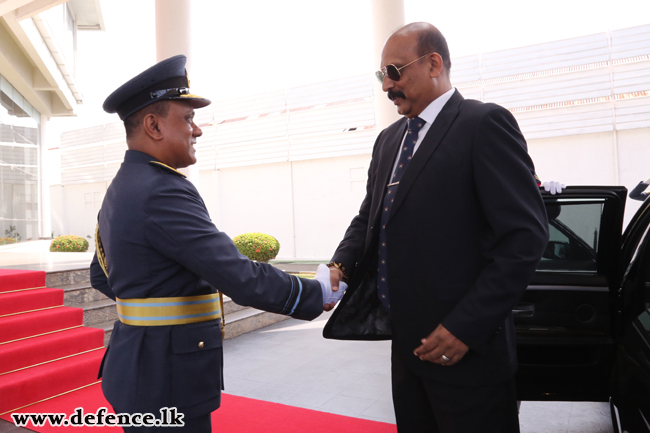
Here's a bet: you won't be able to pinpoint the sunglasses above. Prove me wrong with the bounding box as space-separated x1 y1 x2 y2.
375 52 437 83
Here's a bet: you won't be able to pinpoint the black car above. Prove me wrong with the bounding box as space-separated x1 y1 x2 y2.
515 186 650 433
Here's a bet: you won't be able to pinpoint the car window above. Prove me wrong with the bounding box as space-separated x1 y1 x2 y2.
638 310 650 332
620 210 650 332
538 200 602 272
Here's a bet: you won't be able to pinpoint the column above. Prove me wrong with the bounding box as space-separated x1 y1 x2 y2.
39 115 51 239
370 0 405 131
154 0 199 186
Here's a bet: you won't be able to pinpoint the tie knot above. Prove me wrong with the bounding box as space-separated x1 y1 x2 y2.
408 117 424 135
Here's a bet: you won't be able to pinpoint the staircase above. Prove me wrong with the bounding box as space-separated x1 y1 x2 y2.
0 268 293 417
47 268 291 346
0 269 105 416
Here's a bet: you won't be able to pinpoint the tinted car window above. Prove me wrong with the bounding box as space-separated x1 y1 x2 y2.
538 201 602 272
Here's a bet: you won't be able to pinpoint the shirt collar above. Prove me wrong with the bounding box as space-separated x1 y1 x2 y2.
415 87 456 126
124 149 158 164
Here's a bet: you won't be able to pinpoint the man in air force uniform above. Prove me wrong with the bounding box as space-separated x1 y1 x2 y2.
90 55 341 432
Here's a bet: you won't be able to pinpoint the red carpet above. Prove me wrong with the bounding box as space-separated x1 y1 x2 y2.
0 269 105 416
1 269 396 432
1 383 397 432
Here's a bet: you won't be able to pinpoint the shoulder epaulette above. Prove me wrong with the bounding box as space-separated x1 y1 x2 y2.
149 161 187 178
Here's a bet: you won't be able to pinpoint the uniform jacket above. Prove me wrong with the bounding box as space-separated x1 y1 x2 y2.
90 150 322 418
323 90 549 387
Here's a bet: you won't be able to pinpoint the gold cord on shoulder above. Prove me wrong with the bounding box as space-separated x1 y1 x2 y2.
95 223 109 278
149 161 186 178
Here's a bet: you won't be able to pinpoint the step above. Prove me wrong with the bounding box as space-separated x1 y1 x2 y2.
223 296 247 314
45 269 90 289
224 308 290 340
0 327 104 375
0 270 46 294
0 288 63 317
90 308 291 343
89 320 116 347
0 307 84 344
0 349 104 415
72 299 118 327
61 282 109 305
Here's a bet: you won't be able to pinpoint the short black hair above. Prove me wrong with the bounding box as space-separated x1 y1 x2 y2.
416 28 452 73
124 100 171 139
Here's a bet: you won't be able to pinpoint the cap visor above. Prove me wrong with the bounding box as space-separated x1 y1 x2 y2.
177 94 211 108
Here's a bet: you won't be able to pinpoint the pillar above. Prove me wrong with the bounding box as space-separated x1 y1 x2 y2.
370 0 405 131
39 115 51 239
154 0 200 186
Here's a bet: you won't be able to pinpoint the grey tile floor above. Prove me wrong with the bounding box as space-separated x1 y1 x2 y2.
223 311 614 432
0 244 615 432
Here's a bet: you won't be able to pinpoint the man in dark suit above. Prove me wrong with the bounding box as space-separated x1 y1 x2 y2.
91 55 342 432
323 23 549 432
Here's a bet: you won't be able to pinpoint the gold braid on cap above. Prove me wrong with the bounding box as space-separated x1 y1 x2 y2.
95 223 109 278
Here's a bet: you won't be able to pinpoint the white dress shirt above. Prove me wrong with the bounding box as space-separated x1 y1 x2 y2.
390 87 456 178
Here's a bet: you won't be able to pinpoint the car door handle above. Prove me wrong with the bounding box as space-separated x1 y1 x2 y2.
513 303 535 317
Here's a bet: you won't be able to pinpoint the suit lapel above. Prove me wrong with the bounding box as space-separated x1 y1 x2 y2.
370 118 408 226
388 90 463 221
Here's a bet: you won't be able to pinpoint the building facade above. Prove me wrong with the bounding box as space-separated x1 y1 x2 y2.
0 0 103 243
55 24 650 258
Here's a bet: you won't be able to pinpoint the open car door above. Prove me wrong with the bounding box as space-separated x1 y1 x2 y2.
610 193 650 432
515 186 627 401
515 186 650 432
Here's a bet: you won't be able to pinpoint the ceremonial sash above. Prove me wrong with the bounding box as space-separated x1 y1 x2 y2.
116 293 222 326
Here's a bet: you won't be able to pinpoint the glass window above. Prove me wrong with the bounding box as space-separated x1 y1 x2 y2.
537 201 603 272
0 74 40 244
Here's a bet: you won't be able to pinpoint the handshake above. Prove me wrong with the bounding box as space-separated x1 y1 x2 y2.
313 264 347 309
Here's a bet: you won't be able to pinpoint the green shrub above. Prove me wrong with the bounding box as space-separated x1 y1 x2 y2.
233 233 280 263
0 237 17 246
50 235 89 252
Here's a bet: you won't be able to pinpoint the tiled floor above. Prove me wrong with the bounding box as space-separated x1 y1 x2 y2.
224 312 614 432
0 242 615 432
223 315 394 423
0 311 615 433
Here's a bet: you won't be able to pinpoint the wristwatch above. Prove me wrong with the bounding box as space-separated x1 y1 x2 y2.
325 262 349 282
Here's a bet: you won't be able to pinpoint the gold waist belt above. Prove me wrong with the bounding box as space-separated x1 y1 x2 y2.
116 293 222 326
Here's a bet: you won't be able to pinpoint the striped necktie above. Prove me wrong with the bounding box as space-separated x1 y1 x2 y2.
377 116 425 311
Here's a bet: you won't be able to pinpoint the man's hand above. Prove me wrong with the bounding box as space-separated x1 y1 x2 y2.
314 264 346 311
542 181 566 195
323 266 345 311
413 324 469 366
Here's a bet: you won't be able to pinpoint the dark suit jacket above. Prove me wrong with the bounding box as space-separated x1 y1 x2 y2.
90 150 323 418
324 90 549 387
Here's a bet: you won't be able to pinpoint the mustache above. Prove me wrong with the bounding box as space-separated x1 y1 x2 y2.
387 90 406 101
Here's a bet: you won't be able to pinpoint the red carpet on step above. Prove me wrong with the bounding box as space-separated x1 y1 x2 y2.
1 384 396 432
0 269 46 292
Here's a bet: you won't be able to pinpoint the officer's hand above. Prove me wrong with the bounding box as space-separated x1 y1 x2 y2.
542 181 566 195
413 324 469 366
315 264 346 310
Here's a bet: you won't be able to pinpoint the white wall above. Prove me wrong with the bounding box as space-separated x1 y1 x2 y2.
206 154 371 260
52 25 650 257
50 182 105 247
291 155 371 258
528 126 650 228
213 162 296 257
528 131 619 185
